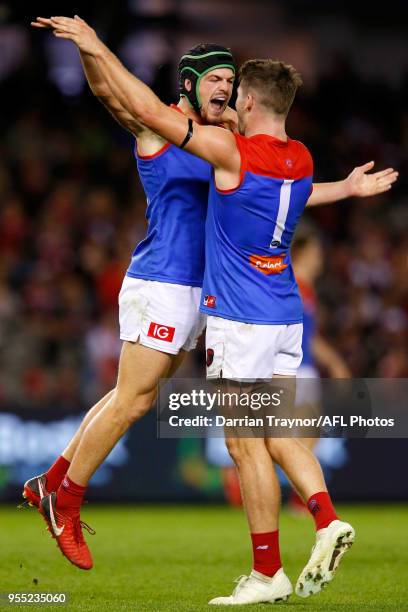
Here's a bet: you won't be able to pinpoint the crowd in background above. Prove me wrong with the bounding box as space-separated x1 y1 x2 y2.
0 16 407 410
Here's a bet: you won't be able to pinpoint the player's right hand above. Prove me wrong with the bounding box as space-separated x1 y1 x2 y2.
31 15 103 57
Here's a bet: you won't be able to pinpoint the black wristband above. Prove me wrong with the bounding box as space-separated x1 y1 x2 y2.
179 118 193 149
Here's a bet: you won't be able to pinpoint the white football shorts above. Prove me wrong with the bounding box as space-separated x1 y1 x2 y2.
205 316 303 380
118 276 206 354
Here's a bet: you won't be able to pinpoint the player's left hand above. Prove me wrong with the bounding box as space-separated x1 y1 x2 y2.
31 15 102 56
346 161 398 198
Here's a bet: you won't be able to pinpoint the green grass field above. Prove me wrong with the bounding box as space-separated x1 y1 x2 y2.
0 503 407 611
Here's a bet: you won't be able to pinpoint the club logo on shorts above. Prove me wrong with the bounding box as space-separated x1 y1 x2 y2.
249 253 288 275
147 322 176 342
204 295 216 308
206 348 214 367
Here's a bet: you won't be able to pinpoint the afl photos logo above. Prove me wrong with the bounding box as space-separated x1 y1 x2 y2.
249 253 288 275
147 322 176 342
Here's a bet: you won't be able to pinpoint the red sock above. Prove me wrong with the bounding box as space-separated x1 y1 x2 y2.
45 455 71 492
307 491 338 531
56 475 86 511
251 531 281 577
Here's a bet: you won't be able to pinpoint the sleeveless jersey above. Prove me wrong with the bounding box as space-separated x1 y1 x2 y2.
200 133 313 323
297 279 317 365
126 109 211 287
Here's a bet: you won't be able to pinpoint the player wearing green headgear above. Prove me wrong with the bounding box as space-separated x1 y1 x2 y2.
178 43 236 114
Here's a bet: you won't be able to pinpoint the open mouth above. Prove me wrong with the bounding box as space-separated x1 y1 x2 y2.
209 97 227 113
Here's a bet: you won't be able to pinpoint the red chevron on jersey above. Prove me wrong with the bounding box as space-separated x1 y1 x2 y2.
236 133 313 180
218 133 313 193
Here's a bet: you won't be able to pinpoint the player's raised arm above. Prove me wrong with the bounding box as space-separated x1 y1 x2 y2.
32 16 163 142
94 36 239 172
39 16 239 173
308 161 398 207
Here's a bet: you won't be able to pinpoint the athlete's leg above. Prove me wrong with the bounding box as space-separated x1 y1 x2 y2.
287 436 320 513
24 349 187 507
166 349 187 378
37 341 179 569
66 341 174 486
209 436 292 604
266 437 327 500
265 375 326 501
264 377 354 598
62 390 114 462
22 390 117 506
226 437 280 532
63 349 185 464
59 349 186 464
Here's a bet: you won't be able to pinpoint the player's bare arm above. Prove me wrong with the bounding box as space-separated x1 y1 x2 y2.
33 16 241 186
308 161 398 207
95 41 240 184
32 16 165 153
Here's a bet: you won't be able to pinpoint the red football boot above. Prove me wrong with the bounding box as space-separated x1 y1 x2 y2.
40 492 95 570
22 473 49 508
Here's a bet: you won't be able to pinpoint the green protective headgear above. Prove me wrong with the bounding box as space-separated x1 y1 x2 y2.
178 43 236 112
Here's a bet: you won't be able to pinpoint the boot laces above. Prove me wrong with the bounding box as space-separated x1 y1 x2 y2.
72 514 96 543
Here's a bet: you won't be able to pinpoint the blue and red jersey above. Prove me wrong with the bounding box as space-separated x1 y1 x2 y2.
297 279 317 366
200 133 313 324
127 107 210 287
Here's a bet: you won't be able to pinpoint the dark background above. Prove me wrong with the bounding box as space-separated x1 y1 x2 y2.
0 1 407 502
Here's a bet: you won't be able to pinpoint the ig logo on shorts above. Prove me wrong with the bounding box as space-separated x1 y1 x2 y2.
148 322 176 342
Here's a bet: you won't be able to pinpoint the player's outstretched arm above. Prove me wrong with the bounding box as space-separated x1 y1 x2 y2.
79 52 153 137
31 16 162 142
36 16 239 172
93 31 238 170
308 161 398 207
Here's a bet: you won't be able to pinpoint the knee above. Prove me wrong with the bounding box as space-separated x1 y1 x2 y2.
265 438 283 463
109 391 152 428
266 438 299 465
225 438 240 465
225 438 259 467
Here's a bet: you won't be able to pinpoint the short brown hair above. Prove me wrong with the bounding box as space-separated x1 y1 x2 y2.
238 59 303 116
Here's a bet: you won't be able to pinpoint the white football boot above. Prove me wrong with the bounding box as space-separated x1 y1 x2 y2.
296 519 355 598
209 568 293 605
